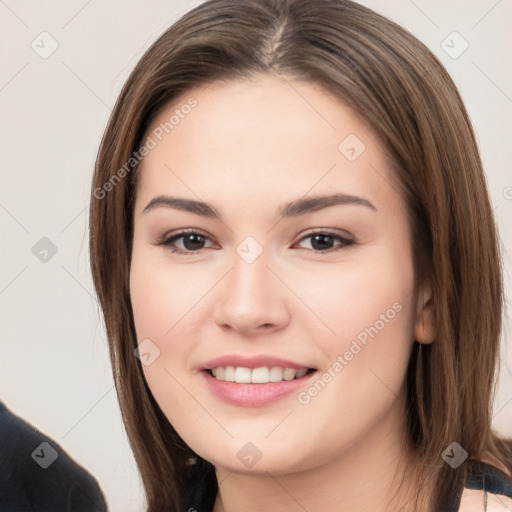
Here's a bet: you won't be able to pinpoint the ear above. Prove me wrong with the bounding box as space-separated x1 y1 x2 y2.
414 280 436 344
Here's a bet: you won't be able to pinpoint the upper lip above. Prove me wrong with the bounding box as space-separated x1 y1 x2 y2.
201 355 316 371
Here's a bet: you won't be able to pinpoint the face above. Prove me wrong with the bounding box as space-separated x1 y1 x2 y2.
129 74 432 475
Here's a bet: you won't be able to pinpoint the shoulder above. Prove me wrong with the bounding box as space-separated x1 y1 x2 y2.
0 401 108 512
458 488 512 511
458 453 512 512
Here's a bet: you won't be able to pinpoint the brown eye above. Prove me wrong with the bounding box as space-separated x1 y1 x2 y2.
295 231 355 253
180 233 207 250
156 230 217 254
310 234 335 251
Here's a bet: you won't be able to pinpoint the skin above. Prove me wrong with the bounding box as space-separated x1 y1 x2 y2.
129 73 437 512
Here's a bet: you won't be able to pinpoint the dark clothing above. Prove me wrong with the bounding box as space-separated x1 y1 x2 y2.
182 454 512 512
444 459 512 511
0 401 107 512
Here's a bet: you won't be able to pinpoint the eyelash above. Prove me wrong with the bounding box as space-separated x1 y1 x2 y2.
154 228 355 255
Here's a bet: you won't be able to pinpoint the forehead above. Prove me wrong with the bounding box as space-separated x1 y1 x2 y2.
135 74 402 214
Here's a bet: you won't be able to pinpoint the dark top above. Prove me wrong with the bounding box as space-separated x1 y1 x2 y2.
182 454 512 512
445 459 512 511
0 400 108 512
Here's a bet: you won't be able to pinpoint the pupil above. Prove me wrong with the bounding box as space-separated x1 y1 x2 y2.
183 234 205 250
311 234 333 251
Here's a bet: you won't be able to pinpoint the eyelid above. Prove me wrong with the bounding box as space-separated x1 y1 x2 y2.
294 227 355 242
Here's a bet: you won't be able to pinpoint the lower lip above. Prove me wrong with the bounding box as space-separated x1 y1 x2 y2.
201 370 317 407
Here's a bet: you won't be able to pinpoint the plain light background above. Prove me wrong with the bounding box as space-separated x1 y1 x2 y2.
1 1 511 511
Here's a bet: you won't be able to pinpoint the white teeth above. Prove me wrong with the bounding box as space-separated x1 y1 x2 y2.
251 367 270 383
224 366 236 382
234 367 252 383
212 366 311 383
269 366 283 382
295 368 308 378
283 368 296 381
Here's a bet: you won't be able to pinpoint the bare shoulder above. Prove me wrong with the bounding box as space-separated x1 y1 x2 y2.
458 488 512 511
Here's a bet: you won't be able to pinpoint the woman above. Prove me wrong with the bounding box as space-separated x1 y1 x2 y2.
89 0 512 510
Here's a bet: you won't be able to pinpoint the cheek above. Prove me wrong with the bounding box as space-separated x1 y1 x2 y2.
129 245 217 343
129 246 220 407
287 247 416 415
285 250 415 348
129 250 206 430
282 262 415 467
296 249 415 406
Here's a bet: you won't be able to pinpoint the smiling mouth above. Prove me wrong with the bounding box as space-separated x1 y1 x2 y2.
205 366 317 384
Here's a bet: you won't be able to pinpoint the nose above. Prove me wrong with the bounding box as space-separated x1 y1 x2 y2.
213 251 291 336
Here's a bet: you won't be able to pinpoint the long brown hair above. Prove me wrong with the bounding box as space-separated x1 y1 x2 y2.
89 0 512 510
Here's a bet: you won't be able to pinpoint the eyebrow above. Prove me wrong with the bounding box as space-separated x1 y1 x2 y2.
141 193 377 218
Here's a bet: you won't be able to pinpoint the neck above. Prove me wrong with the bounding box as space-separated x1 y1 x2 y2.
212 393 430 512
